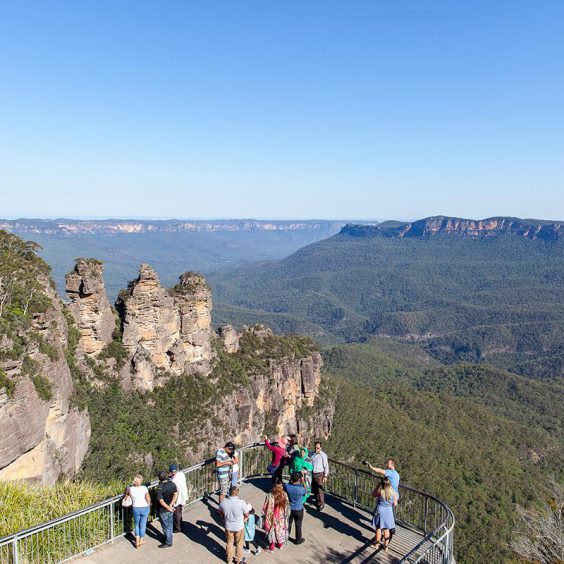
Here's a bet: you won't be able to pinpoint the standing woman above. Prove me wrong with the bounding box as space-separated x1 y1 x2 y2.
262 482 291 552
126 475 151 549
371 477 398 551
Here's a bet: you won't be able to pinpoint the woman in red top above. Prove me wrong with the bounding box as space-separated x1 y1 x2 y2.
264 435 289 483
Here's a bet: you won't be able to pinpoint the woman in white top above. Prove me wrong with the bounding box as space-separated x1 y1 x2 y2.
125 474 151 548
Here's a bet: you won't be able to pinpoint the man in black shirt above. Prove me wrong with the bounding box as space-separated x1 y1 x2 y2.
156 470 178 548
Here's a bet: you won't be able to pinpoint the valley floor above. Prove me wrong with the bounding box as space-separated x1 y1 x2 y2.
77 478 425 563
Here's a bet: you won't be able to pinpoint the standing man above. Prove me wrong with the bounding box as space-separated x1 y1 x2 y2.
169 463 188 533
367 459 400 499
285 472 307 545
367 459 400 543
217 441 235 503
156 470 178 548
310 441 329 511
219 485 250 564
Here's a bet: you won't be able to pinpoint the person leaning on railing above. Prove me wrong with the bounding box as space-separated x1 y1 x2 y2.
263 435 289 483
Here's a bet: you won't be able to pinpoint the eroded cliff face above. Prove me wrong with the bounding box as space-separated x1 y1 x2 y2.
151 325 334 464
0 280 90 484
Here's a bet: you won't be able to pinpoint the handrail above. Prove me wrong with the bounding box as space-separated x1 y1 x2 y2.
0 443 455 563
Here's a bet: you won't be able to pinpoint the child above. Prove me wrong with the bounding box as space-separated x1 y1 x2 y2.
243 503 262 556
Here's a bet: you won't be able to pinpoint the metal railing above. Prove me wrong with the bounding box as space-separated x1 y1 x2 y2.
0 443 454 563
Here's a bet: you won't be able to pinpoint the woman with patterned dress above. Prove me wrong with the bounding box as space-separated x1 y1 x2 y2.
371 476 398 551
262 482 291 552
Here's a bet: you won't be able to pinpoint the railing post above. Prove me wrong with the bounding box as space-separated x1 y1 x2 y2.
423 496 428 534
110 503 115 543
12 537 18 564
353 470 358 508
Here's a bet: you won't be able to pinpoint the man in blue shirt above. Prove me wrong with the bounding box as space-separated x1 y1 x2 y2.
368 458 400 499
284 472 307 545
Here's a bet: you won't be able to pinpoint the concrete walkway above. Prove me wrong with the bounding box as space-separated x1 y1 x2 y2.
77 478 424 563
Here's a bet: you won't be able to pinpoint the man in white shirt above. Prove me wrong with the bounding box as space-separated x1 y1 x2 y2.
219 486 249 564
169 463 188 533
310 441 329 511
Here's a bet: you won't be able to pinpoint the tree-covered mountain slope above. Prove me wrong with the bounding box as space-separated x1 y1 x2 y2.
211 220 564 378
322 339 563 564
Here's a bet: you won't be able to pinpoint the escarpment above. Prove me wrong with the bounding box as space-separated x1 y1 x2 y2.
342 216 563 240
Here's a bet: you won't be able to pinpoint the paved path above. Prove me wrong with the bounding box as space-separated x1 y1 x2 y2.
78 478 424 563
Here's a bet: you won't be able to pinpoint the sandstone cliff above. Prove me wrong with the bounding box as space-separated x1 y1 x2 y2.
0 234 91 484
195 326 333 460
342 216 563 240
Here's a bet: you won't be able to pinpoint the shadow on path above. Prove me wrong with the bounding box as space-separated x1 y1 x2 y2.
305 503 367 544
182 520 225 560
325 496 374 534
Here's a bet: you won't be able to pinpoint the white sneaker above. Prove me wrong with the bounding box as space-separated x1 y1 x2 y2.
243 548 250 554
255 547 262 554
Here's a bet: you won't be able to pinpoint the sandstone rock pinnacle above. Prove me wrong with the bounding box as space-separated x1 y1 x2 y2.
65 258 115 356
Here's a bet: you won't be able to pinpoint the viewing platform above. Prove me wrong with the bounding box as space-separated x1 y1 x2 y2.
78 478 426 563
0 444 455 563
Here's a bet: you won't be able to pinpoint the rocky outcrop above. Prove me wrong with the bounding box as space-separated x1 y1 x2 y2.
0 280 91 485
66 259 115 356
173 272 213 375
218 325 239 353
342 216 563 240
185 328 333 461
115 266 213 390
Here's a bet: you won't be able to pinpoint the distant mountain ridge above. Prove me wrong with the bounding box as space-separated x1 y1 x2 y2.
342 215 563 240
0 218 348 235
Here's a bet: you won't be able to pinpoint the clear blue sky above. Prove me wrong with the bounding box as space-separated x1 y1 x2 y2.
1 0 563 220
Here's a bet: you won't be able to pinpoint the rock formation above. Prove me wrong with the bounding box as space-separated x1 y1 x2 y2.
1 234 333 486
115 266 213 390
218 325 239 353
66 259 115 356
342 216 563 240
0 279 90 484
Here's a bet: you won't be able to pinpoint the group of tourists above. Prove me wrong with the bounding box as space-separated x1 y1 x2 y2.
122 463 188 549
217 433 329 563
123 436 400 563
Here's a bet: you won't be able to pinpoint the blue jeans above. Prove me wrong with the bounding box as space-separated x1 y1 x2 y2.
159 509 174 546
132 506 149 538
231 471 239 487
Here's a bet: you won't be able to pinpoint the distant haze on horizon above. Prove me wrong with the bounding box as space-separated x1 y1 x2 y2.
1 0 563 219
